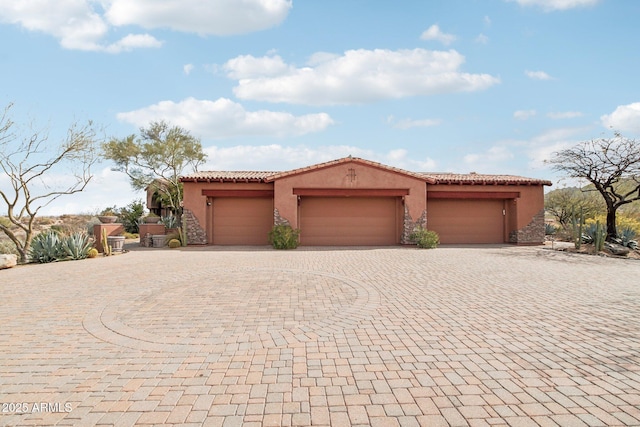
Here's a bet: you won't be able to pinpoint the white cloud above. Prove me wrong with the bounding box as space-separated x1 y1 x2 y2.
514 109 537 120
387 116 442 130
183 64 194 75
507 0 599 11
225 49 500 105
0 0 291 52
420 24 457 46
484 16 492 26
600 102 640 134
526 126 592 169
463 146 514 171
116 97 335 138
105 0 292 36
475 33 489 44
202 144 436 172
547 111 583 119
104 33 163 53
525 70 553 80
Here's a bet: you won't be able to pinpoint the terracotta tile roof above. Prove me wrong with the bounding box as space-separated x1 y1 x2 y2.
180 171 276 182
422 172 552 186
264 156 433 183
180 159 552 186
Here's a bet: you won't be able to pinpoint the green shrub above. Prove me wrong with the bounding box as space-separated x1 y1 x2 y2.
409 227 439 249
168 238 181 248
117 199 145 233
29 230 64 263
268 225 300 249
0 239 19 255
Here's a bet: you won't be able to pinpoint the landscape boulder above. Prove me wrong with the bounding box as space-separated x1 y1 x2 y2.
604 242 630 256
0 254 18 269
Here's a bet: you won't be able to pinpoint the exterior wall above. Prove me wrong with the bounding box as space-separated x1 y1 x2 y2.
272 161 426 244
93 223 124 253
182 181 274 245
426 184 546 244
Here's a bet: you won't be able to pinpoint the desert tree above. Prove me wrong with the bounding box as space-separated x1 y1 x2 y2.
102 121 206 213
0 103 102 263
544 186 603 226
546 132 640 241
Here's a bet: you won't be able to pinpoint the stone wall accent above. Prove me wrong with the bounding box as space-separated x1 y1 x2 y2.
183 208 208 245
274 208 290 227
510 209 545 244
402 206 427 244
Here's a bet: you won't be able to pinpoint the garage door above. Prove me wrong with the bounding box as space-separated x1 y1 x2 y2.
299 197 399 246
210 198 273 245
428 199 504 244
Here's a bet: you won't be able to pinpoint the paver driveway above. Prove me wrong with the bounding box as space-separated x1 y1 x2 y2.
1 245 639 426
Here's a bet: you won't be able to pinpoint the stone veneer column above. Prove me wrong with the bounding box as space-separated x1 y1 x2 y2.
183 208 208 245
401 206 427 244
509 209 545 244
274 208 290 227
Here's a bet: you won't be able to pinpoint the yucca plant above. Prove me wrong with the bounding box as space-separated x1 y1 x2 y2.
60 232 93 260
29 230 63 263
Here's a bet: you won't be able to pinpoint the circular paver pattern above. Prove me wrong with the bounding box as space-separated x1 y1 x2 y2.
84 268 379 352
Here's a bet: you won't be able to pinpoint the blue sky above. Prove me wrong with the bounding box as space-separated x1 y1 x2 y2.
1 0 639 215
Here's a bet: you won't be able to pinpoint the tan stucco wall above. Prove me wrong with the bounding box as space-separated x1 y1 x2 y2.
272 161 427 229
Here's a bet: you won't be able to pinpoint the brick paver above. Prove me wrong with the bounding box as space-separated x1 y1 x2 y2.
1 245 639 426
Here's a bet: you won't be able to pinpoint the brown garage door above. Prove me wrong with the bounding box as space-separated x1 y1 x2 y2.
299 197 399 246
210 197 273 245
428 199 504 244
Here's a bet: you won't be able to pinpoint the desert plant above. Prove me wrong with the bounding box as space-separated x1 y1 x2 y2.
100 206 117 216
161 213 179 228
545 223 558 236
409 227 439 249
613 226 638 249
165 228 184 246
60 232 92 260
123 232 139 240
168 238 181 248
570 209 584 250
0 239 19 255
87 248 99 258
268 225 300 249
101 228 111 256
117 199 145 233
29 230 63 263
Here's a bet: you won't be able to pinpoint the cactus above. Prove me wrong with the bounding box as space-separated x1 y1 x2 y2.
571 208 584 250
87 248 99 258
101 229 112 256
593 220 605 253
168 238 181 248
181 213 188 247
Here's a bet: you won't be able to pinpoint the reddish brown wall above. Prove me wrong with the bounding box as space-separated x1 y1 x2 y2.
182 181 274 244
426 184 546 244
273 161 426 240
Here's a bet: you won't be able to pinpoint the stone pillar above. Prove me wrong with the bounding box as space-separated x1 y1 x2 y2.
401 207 427 244
183 208 208 245
509 209 545 245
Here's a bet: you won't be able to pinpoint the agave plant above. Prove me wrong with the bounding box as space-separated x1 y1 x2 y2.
614 226 638 250
29 230 63 263
60 232 93 260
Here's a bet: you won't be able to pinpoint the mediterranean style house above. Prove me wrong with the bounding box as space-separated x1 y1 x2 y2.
179 156 551 246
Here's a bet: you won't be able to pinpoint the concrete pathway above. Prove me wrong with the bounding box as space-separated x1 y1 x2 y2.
1 245 639 426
